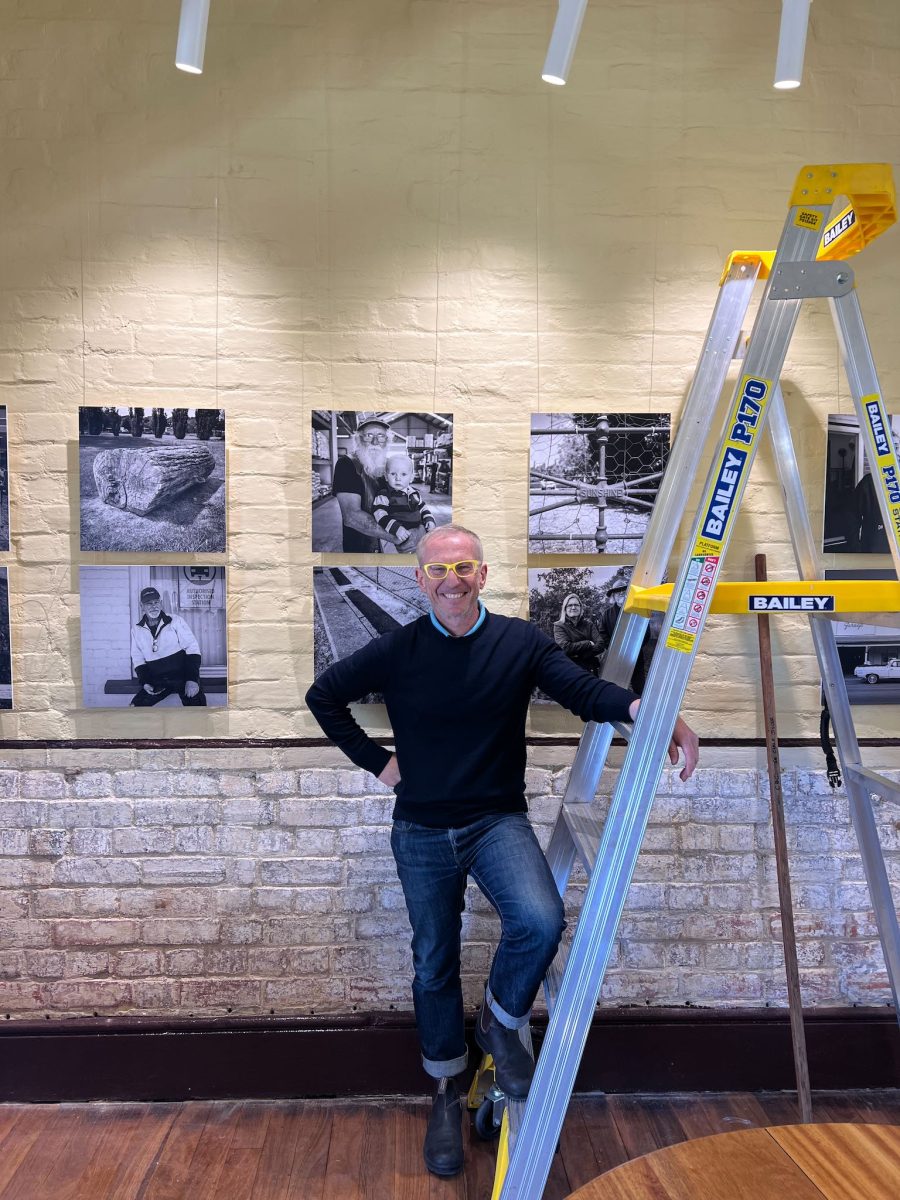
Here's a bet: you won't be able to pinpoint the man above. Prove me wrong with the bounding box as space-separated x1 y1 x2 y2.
306 525 698 1178
130 586 206 707
332 417 406 552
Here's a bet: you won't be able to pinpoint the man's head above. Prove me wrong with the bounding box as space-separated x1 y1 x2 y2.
349 418 395 480
606 579 629 608
140 586 163 620
385 454 414 491
416 524 486 632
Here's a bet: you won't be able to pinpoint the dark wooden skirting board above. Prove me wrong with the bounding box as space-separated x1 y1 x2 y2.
0 736 897 749
1 1008 897 1102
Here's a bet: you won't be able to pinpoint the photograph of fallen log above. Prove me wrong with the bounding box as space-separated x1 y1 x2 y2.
78 407 226 553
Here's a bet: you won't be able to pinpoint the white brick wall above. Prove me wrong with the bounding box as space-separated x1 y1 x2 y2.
0 747 898 1018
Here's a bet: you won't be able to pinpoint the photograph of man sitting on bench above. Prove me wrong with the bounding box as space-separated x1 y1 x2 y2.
79 565 228 708
131 585 206 707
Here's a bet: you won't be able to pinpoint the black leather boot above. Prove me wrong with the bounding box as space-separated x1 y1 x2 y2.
423 1076 464 1178
474 994 534 1099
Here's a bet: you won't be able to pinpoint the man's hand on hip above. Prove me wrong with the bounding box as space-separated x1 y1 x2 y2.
378 754 401 787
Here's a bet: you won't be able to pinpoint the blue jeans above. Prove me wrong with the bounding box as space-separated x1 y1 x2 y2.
390 812 566 1080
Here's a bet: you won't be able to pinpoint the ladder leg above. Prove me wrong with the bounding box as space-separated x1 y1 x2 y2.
768 390 900 1014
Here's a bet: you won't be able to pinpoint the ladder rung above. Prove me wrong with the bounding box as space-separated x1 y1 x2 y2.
562 803 603 875
844 765 900 806
610 719 632 742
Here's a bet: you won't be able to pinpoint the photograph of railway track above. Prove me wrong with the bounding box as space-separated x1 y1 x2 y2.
313 566 429 701
529 412 670 554
311 410 453 554
528 564 660 702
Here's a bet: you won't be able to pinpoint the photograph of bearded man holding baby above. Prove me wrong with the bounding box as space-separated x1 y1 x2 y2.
310 411 453 553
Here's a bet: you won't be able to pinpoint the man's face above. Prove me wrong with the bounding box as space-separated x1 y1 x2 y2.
141 597 162 621
352 426 391 478
416 530 486 629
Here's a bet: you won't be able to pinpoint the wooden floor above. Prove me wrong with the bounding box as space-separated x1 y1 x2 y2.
0 1091 897 1200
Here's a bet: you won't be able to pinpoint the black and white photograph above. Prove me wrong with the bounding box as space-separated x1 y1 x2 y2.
528 564 660 701
313 565 427 701
823 411 900 554
529 412 671 554
312 410 453 554
0 407 8 553
0 568 11 710
80 565 228 709
825 569 900 705
79 407 226 553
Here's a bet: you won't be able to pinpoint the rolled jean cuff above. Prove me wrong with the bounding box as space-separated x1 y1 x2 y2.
422 1050 468 1080
486 982 530 1030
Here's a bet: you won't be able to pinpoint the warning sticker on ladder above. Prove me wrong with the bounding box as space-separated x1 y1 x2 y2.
668 554 720 651
862 394 900 549
666 374 772 652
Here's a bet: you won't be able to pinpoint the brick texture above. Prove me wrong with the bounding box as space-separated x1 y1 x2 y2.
0 748 897 1018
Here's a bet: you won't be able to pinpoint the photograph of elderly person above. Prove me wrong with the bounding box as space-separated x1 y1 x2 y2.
311 411 453 552
79 565 228 708
529 412 670 554
823 412 900 554
529 565 659 701
552 593 607 675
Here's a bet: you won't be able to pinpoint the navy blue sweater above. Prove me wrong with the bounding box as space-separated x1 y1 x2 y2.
305 610 637 828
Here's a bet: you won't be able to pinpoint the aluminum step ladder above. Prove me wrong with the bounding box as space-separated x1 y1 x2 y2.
491 163 900 1200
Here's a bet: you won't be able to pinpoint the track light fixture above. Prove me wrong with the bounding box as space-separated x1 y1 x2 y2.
542 0 590 86
176 0 211 75
774 0 811 89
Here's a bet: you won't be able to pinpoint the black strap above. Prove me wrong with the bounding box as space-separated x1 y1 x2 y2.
819 703 842 790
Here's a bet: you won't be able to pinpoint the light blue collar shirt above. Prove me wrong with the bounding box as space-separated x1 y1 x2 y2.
429 599 486 638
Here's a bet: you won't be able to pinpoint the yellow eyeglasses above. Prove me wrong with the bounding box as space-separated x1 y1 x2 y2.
421 559 481 580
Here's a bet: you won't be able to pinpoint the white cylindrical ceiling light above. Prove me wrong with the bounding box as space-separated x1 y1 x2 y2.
774 0 811 89
176 0 211 74
542 0 590 86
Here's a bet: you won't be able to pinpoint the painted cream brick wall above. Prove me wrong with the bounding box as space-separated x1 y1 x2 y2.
0 1 896 737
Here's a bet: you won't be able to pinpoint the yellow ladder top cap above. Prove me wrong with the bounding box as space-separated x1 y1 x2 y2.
791 164 896 255
719 251 776 287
